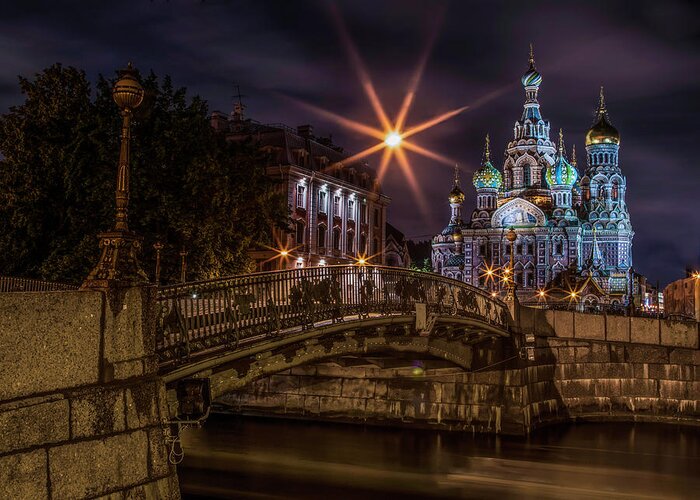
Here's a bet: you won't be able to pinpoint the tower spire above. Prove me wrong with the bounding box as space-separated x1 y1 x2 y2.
571 144 577 167
558 128 565 156
484 133 491 162
528 43 535 68
453 163 460 186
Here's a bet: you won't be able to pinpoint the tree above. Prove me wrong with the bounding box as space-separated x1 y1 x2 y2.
0 64 287 284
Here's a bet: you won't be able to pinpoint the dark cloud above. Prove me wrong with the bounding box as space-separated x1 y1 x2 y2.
0 0 698 285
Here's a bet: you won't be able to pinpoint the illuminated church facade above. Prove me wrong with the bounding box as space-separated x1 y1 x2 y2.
432 49 635 308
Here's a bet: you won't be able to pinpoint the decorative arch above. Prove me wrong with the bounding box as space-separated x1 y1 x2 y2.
491 198 546 228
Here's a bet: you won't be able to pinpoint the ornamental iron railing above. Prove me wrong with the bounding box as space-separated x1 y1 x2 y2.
156 265 510 367
0 276 78 293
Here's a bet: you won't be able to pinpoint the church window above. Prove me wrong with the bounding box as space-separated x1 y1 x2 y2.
372 238 379 255
359 233 367 253
554 242 563 254
480 243 486 256
516 244 523 255
360 203 367 223
612 182 619 201
524 166 531 186
374 208 380 227
527 243 534 255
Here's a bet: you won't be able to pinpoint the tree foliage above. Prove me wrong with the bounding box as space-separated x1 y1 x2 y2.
0 64 287 284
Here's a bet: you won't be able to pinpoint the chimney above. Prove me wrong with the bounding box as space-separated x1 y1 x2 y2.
297 124 313 139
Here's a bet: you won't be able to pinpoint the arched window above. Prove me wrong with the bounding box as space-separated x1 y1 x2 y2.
346 232 354 254
359 233 367 254
295 221 305 245
611 181 619 201
372 238 379 255
317 225 326 248
333 227 341 251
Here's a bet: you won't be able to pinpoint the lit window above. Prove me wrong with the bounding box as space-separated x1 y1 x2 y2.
318 190 327 213
333 195 341 216
296 184 306 209
348 199 355 220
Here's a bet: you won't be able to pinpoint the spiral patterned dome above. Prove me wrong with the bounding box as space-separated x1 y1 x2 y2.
521 67 542 88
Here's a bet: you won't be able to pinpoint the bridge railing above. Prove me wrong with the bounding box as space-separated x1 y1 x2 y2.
156 265 510 366
0 276 78 293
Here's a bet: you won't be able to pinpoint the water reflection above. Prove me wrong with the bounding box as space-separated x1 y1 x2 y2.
179 414 700 499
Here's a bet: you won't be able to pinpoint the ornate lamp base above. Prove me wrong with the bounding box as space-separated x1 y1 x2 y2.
82 230 149 289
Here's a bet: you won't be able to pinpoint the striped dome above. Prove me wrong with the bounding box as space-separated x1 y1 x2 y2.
521 67 542 88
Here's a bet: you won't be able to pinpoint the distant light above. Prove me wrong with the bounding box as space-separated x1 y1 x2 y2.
570 291 578 298
297 257 304 262
358 258 366 265
384 131 402 148
491 292 497 298
538 290 546 297
319 259 326 266
192 293 198 299
486 269 493 276
280 250 289 257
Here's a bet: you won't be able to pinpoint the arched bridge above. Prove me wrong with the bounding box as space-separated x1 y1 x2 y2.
156 266 514 397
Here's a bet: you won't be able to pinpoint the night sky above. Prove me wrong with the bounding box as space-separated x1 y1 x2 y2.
1 1 698 286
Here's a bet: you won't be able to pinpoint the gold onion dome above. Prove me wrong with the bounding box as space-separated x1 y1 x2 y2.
113 63 144 110
521 43 542 88
472 134 503 190
448 163 465 204
585 86 620 146
546 130 577 187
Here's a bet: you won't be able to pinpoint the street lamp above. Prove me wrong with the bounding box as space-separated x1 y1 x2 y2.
504 228 517 302
83 63 148 289
153 241 163 285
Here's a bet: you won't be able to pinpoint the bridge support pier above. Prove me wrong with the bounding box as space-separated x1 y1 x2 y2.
0 287 180 499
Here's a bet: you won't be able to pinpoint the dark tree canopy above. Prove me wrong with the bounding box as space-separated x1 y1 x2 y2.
0 64 287 284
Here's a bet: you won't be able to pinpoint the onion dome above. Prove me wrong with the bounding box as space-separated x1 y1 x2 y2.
448 163 465 204
521 43 542 88
585 87 620 146
546 130 578 187
472 134 503 190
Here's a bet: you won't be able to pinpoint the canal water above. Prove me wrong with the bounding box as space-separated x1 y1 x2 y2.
179 414 700 499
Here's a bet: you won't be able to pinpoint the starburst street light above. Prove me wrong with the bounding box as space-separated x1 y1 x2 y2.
384 131 402 148
284 5 472 214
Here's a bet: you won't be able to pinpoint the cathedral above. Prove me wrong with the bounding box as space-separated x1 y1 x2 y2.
432 48 636 309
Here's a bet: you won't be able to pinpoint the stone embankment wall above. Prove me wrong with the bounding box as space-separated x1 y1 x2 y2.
0 289 180 499
218 308 699 434
520 308 699 428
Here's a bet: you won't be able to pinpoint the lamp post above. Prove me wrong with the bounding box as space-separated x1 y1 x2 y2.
153 241 163 285
180 247 188 283
82 63 148 289
504 228 517 302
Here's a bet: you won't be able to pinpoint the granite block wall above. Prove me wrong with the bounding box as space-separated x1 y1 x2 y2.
0 289 180 500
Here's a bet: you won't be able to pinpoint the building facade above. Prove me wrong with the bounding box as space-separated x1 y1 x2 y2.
212 105 391 271
432 50 636 308
663 274 700 320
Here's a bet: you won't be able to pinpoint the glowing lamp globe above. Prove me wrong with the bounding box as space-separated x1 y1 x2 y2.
384 131 402 148
113 63 144 111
